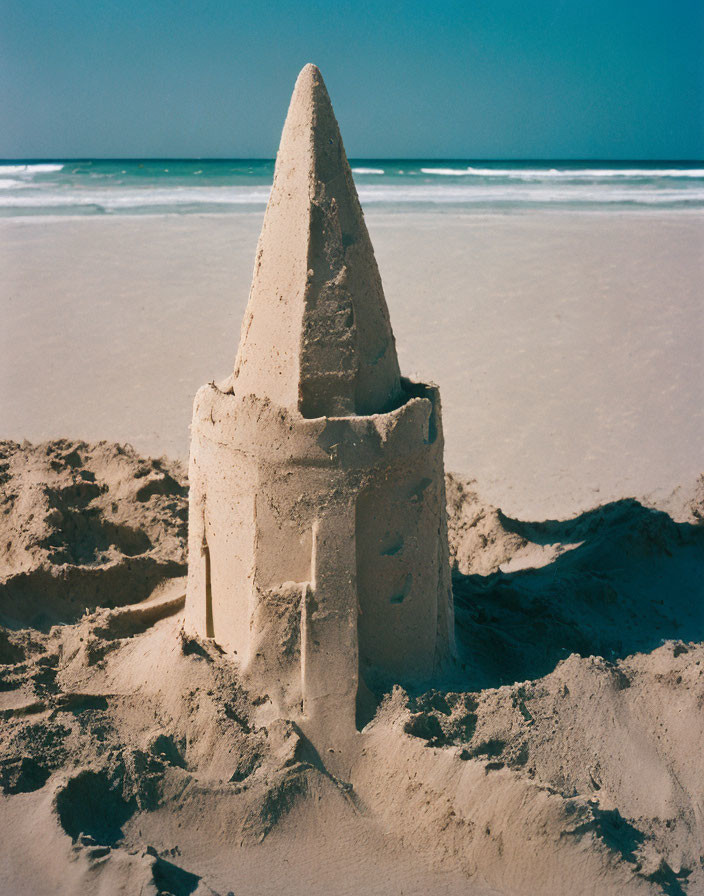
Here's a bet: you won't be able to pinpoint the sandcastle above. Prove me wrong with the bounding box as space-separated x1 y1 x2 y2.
185 64 454 737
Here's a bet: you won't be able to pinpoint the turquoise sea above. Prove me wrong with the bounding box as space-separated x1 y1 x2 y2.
1 160 703 216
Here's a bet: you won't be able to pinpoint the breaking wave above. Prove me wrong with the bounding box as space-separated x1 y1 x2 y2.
0 163 65 175
358 185 704 204
420 167 704 179
0 186 273 212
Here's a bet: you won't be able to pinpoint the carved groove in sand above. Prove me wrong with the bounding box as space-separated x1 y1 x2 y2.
185 65 455 736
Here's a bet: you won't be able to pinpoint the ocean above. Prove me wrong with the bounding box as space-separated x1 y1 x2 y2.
1 160 703 216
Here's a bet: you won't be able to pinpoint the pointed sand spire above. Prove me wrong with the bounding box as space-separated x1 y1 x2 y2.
233 64 403 417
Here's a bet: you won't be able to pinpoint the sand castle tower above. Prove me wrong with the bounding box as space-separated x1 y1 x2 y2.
185 64 454 737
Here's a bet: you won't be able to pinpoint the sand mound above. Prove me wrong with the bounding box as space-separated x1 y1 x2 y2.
0 439 187 630
1 442 702 895
446 472 704 690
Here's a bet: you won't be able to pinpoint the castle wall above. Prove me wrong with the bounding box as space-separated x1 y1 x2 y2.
184 379 454 731
355 466 445 686
186 437 256 660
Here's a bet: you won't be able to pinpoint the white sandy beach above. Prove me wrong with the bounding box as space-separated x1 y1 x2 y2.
2 210 702 519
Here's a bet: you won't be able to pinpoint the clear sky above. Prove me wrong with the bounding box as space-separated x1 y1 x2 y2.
2 0 702 159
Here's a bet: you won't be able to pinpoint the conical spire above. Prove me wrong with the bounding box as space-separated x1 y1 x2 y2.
233 64 402 418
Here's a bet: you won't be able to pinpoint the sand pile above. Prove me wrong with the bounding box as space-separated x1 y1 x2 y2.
1 440 703 895
446 473 704 690
0 439 187 631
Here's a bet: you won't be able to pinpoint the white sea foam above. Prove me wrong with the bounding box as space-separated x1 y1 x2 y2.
357 185 704 204
420 166 704 179
352 167 385 175
1 177 703 216
0 186 273 209
419 168 471 176
0 163 65 175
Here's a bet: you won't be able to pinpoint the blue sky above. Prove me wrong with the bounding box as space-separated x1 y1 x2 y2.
1 0 702 159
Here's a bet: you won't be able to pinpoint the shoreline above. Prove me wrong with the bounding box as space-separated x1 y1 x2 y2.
3 205 704 224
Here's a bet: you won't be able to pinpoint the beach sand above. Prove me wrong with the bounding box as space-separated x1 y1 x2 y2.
2 210 702 519
1 207 703 894
0 439 702 895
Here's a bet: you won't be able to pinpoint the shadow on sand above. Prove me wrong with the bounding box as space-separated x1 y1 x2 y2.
451 498 704 691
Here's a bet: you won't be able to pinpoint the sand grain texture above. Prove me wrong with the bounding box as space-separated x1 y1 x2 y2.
1 440 702 895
